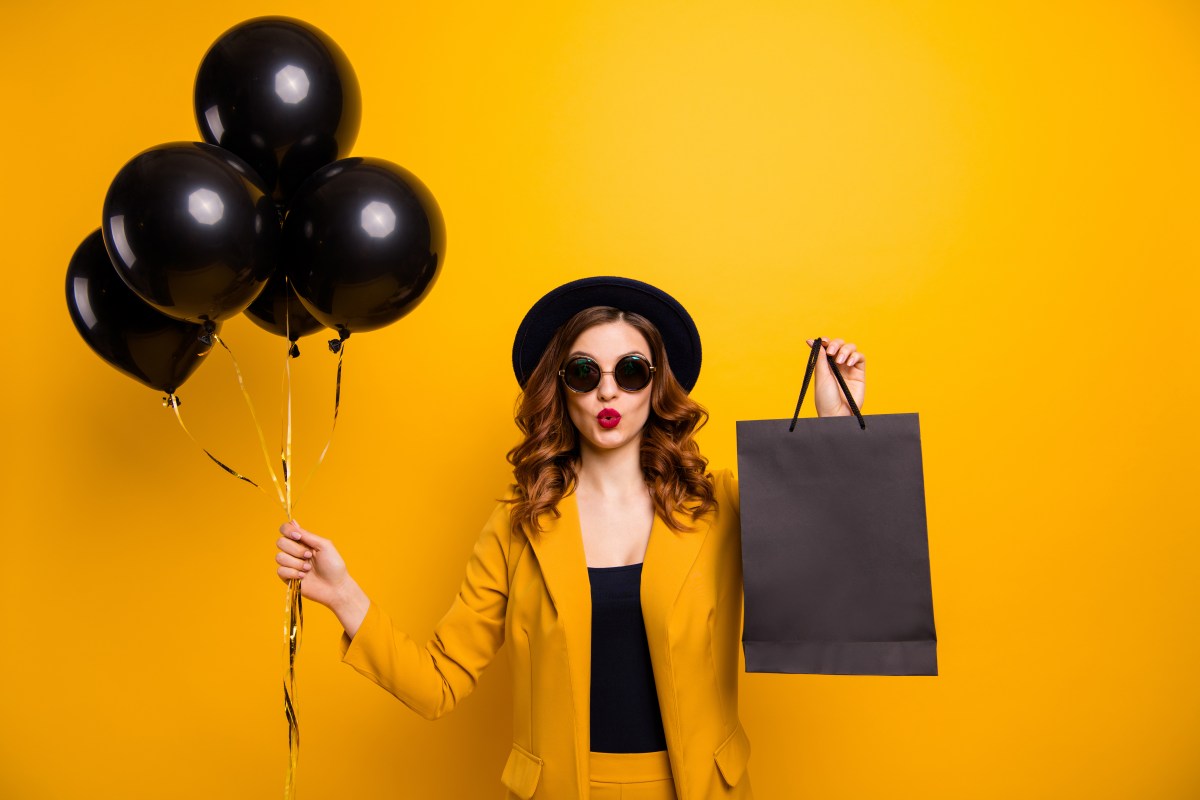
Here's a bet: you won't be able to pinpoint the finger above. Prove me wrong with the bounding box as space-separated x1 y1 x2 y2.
276 536 313 559
280 520 330 548
277 565 308 582
280 519 315 538
825 338 845 358
834 343 857 364
845 351 865 369
276 551 313 572
812 345 834 381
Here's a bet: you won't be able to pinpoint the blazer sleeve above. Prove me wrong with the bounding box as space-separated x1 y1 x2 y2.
338 499 512 720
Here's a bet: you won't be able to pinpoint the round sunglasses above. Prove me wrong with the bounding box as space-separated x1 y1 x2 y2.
558 354 656 393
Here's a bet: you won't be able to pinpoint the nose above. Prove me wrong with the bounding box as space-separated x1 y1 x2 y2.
596 370 620 401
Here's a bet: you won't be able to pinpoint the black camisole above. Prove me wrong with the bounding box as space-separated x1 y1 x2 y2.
587 562 668 753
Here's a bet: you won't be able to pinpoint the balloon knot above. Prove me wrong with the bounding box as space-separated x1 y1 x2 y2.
289 342 301 358
328 328 350 354
162 394 181 408
198 319 217 345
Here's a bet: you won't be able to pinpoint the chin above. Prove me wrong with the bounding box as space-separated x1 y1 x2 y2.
595 425 644 447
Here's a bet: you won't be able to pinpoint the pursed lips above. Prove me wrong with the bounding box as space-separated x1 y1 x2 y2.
597 408 621 428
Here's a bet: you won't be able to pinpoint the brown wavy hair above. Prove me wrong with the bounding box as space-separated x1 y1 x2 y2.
503 306 717 538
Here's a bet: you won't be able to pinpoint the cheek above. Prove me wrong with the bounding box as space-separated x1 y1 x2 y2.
565 396 588 428
632 392 653 423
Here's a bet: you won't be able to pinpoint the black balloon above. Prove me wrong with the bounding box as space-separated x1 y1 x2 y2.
194 16 361 204
66 230 216 394
245 270 325 341
282 158 445 335
102 142 279 323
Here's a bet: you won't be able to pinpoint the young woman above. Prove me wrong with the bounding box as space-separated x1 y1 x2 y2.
274 276 866 800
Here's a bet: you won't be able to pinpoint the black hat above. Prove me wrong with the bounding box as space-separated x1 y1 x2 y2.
511 276 702 392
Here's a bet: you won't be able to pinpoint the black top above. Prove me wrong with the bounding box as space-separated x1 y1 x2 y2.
587 562 668 753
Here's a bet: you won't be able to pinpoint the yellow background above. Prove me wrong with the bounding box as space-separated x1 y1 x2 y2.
2 1 1197 797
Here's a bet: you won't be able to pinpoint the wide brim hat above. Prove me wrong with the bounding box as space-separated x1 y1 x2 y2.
511 276 702 392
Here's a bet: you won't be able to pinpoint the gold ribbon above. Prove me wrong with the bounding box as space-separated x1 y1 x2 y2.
283 576 302 800
164 304 348 800
280 288 301 800
292 338 346 514
210 331 288 511
163 394 269 496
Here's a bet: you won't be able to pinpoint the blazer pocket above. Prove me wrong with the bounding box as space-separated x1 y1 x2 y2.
501 742 544 800
714 722 751 788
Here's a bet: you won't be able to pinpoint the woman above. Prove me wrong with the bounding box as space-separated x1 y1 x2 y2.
274 276 866 799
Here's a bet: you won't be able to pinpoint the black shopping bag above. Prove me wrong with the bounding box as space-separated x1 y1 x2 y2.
735 338 937 676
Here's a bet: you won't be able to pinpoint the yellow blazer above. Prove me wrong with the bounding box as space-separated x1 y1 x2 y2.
340 467 753 799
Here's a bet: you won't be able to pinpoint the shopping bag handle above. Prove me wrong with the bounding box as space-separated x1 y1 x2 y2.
789 337 866 432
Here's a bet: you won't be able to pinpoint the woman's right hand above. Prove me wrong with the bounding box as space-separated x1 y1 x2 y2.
276 521 369 637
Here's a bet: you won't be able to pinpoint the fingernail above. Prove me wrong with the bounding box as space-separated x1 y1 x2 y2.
304 551 312 558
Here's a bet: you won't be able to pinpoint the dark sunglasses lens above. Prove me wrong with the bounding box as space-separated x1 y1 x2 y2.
563 358 600 391
615 356 652 391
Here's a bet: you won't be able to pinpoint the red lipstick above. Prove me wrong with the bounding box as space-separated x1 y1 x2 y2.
597 408 621 429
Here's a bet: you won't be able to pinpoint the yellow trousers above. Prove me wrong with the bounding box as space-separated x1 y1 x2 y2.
589 750 678 800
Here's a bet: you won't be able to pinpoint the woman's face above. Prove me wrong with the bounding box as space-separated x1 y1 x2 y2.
562 320 655 457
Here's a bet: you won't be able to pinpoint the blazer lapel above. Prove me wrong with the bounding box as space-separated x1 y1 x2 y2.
524 489 713 798
524 489 592 795
641 504 711 637
642 503 712 798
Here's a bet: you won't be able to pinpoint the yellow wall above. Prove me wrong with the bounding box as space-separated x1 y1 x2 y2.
3 1 1197 797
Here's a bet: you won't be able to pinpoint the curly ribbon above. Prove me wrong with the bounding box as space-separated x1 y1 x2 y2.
292 331 347 514
163 305 349 800
281 283 301 800
283 574 302 800
278 292 348 800
209 331 289 511
162 394 264 490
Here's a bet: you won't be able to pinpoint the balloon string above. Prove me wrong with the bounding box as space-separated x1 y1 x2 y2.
280 278 302 800
283 574 302 800
291 340 347 514
163 394 279 505
164 322 309 800
282 279 295 515
211 332 287 511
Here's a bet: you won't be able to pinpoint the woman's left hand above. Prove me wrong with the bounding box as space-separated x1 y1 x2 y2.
806 337 865 418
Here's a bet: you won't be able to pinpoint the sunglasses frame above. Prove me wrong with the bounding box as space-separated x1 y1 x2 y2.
558 354 656 393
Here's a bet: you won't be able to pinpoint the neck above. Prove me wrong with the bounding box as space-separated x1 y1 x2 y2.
576 434 645 496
